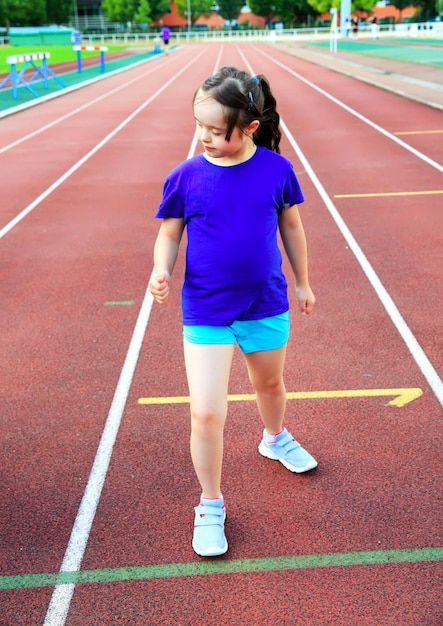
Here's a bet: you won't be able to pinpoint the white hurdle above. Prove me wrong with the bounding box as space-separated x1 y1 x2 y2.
0 51 66 100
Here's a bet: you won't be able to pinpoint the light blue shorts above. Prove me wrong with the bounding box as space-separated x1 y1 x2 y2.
183 312 290 354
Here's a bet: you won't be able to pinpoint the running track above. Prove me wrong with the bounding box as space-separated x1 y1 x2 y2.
1 43 442 625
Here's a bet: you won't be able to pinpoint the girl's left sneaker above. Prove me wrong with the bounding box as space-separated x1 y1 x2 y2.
192 500 228 557
258 428 318 473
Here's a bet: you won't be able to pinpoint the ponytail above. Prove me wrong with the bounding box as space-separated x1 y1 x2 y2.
252 75 281 154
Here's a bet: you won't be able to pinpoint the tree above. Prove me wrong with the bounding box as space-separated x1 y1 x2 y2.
0 0 47 26
102 0 138 23
307 0 377 17
275 0 319 25
248 0 277 24
352 0 378 12
306 0 339 14
217 0 244 22
175 0 214 24
135 0 151 23
412 0 438 20
46 0 74 24
390 0 413 20
149 0 171 22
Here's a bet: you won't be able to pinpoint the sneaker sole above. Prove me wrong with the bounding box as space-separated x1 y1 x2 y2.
192 539 228 557
258 441 318 473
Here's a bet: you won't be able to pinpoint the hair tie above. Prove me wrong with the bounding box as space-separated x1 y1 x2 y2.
247 91 253 112
251 75 260 84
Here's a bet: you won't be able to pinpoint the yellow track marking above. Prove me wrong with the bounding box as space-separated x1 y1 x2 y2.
394 129 443 136
138 388 423 409
334 190 443 198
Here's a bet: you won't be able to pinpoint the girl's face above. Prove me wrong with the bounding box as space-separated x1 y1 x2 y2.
193 90 258 164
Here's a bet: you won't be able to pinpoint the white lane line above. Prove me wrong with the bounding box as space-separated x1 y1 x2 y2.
0 54 182 155
238 46 443 408
0 51 205 241
280 116 443 407
43 270 156 625
255 45 443 173
43 46 218 625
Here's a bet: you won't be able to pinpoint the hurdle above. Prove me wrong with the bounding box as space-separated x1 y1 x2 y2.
0 52 66 100
73 45 108 74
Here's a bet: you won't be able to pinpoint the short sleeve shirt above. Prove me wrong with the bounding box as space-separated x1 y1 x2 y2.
155 146 304 325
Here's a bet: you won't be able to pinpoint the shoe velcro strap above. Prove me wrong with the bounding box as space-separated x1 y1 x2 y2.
195 505 225 520
277 432 301 451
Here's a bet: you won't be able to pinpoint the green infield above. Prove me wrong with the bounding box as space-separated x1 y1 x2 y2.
308 39 443 67
0 44 127 74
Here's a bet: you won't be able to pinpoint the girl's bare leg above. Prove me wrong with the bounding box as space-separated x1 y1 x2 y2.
243 345 287 434
183 340 234 499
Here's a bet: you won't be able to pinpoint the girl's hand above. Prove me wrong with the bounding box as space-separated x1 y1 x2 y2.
149 272 171 304
295 285 316 315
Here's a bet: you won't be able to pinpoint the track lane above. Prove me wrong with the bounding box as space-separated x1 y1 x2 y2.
1 42 441 625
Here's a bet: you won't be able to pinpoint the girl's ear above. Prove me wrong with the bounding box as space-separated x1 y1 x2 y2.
246 120 260 136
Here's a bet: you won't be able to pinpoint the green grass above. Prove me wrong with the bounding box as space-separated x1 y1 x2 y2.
308 39 443 67
0 44 127 73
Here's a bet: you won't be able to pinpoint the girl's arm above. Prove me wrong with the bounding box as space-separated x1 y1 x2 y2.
149 217 185 304
278 204 316 314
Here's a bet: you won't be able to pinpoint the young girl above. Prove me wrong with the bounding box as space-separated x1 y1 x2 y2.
149 66 317 557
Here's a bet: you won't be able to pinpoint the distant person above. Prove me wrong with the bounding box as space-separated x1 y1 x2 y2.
352 15 359 40
161 26 170 50
149 67 317 557
345 16 352 37
370 16 378 39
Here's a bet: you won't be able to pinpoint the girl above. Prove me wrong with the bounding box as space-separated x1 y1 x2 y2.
149 67 317 557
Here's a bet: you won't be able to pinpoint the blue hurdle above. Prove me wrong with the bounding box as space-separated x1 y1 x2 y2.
0 52 66 99
73 45 108 74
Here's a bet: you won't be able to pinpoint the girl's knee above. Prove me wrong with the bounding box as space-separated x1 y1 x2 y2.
191 407 226 432
250 374 283 395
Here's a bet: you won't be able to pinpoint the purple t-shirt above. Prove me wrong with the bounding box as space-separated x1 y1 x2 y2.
155 146 304 325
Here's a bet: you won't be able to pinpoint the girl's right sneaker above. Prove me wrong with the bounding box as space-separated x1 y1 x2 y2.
192 500 228 557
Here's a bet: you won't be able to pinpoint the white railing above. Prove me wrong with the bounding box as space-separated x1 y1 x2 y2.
73 22 443 45
0 21 441 47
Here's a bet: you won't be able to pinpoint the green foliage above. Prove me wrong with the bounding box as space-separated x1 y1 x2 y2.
352 0 378 11
306 0 339 13
217 0 245 21
175 0 214 24
275 0 320 24
149 0 171 22
101 0 138 23
0 0 47 26
415 0 439 19
307 0 377 14
134 0 151 23
46 0 74 24
248 0 277 22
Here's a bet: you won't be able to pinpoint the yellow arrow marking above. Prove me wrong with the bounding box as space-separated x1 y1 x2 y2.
138 388 422 409
394 129 443 136
334 190 443 198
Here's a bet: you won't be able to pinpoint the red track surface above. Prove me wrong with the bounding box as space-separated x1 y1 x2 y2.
1 43 442 625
